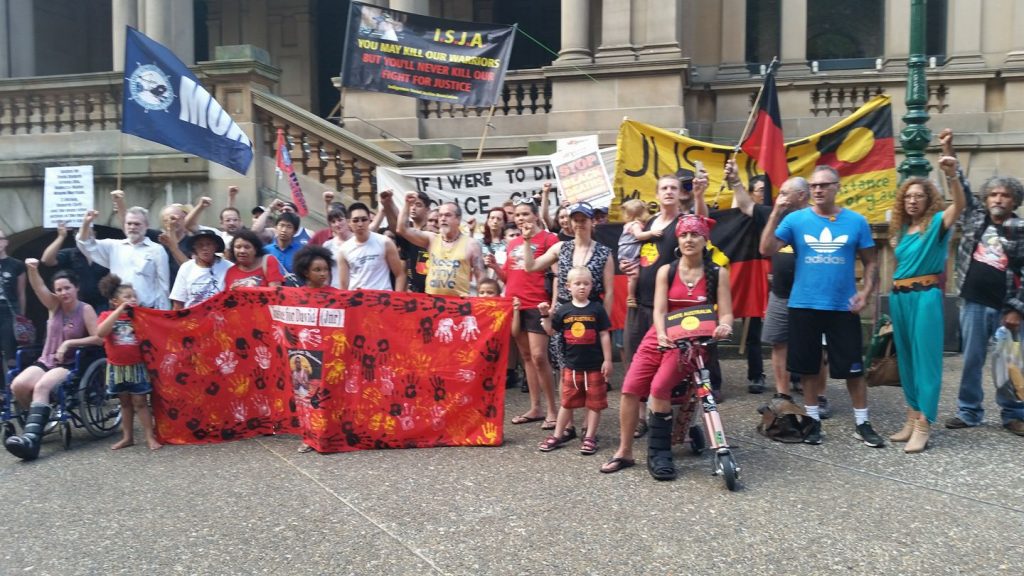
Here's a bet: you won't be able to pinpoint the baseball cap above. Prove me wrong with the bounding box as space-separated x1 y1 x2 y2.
568 202 594 218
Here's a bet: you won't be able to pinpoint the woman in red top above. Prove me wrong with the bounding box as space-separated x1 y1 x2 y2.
223 229 284 289
490 198 560 428
96 274 161 451
601 215 734 480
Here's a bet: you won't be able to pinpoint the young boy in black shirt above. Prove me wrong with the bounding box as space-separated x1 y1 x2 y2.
537 266 612 455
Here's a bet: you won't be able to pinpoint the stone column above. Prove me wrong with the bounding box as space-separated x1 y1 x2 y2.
640 0 681 59
944 0 985 69
6 0 35 77
389 0 429 14
717 0 749 79
776 0 807 76
596 0 635 62
1004 0 1024 66
556 0 591 63
882 0 910 71
142 0 171 48
111 0 139 71
170 0 195 65
0 0 9 78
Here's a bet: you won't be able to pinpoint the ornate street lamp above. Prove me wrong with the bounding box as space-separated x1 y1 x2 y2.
898 0 932 180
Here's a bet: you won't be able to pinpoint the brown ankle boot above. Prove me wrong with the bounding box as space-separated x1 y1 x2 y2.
905 419 930 453
890 410 919 443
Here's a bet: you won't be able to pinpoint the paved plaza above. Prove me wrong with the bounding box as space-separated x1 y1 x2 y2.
2 354 1022 575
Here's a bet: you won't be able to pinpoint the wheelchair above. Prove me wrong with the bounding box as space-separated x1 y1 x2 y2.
2 345 121 452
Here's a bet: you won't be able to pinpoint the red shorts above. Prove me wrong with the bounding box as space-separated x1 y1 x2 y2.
560 368 608 411
621 327 687 401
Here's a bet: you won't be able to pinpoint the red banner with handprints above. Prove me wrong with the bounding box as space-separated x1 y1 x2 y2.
131 288 510 452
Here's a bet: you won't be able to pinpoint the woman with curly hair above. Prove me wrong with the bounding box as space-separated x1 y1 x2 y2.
887 152 965 453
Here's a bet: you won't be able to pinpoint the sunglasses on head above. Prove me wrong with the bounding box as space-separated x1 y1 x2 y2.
513 197 536 206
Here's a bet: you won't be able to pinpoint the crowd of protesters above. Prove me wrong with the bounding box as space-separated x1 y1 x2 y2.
2 129 1022 471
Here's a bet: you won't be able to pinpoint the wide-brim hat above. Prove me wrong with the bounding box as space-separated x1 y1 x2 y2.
185 229 226 253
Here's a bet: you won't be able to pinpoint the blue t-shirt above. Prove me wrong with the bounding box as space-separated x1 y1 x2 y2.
264 240 302 274
774 207 874 311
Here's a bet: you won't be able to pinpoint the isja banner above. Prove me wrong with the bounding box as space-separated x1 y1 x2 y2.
340 1 515 106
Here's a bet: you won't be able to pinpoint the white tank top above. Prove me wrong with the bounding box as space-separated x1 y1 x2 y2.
341 233 393 290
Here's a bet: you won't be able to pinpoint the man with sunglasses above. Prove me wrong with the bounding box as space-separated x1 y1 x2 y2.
337 202 406 291
384 190 484 297
760 165 883 447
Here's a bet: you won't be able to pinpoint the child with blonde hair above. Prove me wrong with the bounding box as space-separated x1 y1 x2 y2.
619 199 657 307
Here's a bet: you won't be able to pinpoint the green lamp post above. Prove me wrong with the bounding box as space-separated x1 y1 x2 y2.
898 0 932 180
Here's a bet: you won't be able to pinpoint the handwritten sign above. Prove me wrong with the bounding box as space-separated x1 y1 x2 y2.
551 136 614 207
43 165 94 228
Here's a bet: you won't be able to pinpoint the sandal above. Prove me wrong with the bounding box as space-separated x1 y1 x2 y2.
540 419 557 430
580 436 598 456
561 427 578 442
538 435 565 452
600 456 636 473
511 414 545 425
633 420 649 438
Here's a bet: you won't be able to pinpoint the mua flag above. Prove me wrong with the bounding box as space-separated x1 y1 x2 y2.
276 129 309 216
341 1 515 106
122 26 254 174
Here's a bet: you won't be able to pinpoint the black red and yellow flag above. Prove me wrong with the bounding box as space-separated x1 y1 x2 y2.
739 65 788 195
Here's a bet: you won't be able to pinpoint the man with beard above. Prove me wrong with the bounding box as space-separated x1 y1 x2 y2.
386 191 483 297
77 207 170 309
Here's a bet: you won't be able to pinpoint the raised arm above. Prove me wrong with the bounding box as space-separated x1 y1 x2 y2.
724 158 754 216
41 222 68 266
539 182 558 231
76 210 112 268
692 165 710 217
384 238 406 291
110 190 127 228
378 189 400 233
252 198 283 235
395 191 433 249
759 196 792 257
226 185 238 209
184 196 212 232
370 205 387 233
939 155 967 231
24 259 57 311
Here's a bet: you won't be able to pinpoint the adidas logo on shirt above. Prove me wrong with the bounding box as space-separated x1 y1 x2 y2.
803 227 848 264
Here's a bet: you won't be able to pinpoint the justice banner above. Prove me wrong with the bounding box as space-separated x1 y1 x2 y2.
132 288 512 453
376 149 618 218
341 1 515 106
614 95 897 223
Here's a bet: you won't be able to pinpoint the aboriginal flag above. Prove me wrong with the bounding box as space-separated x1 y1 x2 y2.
740 64 788 196
708 207 770 319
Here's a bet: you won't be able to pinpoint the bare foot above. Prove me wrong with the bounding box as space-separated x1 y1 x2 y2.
147 438 163 451
111 438 135 450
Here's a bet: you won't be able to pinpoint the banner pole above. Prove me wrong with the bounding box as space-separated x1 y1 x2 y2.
116 132 125 192
476 104 497 160
711 57 778 208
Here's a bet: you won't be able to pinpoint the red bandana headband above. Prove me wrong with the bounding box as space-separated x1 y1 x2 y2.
675 214 714 238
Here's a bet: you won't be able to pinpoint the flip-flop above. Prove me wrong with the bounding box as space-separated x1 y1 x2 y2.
511 414 545 425
600 456 636 474
633 420 649 438
540 419 557 430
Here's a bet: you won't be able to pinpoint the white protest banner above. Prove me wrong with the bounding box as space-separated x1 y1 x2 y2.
550 136 614 207
43 165 94 227
376 148 616 218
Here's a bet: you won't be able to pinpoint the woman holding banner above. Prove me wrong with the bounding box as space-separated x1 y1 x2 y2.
521 202 614 371
491 198 559 428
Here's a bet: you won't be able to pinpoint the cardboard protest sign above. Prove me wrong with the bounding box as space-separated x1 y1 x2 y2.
551 136 614 207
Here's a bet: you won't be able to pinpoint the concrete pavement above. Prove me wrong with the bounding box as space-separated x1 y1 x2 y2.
2 355 1022 575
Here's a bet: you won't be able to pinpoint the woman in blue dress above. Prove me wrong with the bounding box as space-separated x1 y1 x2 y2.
887 148 965 453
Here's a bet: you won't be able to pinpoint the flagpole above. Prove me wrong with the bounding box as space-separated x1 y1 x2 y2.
475 104 497 160
116 130 125 192
711 57 779 208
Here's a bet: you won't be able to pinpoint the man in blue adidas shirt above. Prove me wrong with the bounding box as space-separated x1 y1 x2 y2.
760 165 883 447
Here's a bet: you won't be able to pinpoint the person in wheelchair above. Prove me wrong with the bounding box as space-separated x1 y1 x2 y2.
601 215 733 480
6 259 101 461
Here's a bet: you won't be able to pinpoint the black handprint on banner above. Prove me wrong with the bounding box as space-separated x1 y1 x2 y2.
481 338 501 363
404 374 419 399
430 375 446 402
418 317 433 344
393 298 418 313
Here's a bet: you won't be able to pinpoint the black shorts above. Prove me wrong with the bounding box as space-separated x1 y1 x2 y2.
520 308 547 334
786 307 865 379
626 305 654 357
